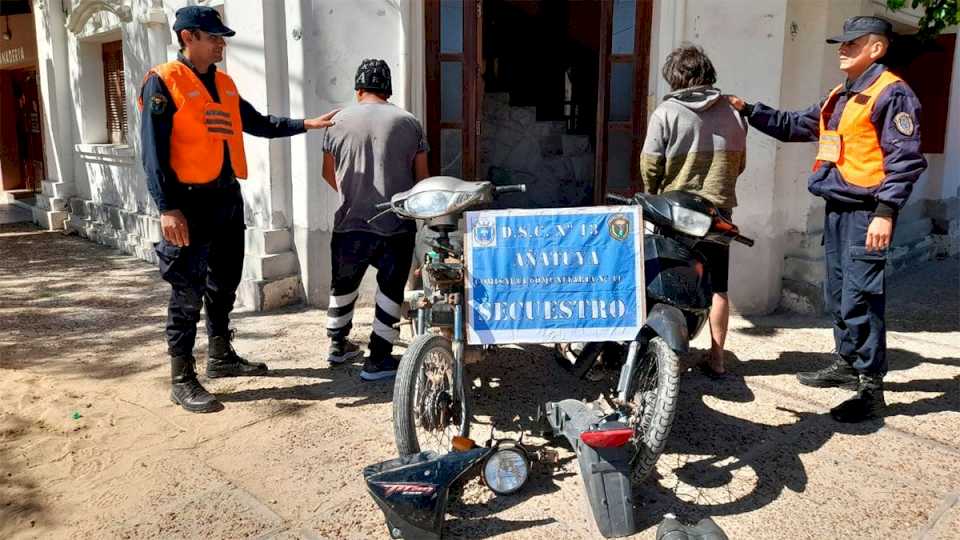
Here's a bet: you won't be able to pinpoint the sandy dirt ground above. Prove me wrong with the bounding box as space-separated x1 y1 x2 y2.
1 221 958 540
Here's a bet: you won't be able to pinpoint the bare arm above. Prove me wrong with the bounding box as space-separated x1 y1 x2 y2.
414 151 429 182
322 152 337 192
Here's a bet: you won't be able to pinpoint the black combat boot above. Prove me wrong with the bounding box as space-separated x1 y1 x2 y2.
830 374 885 423
796 356 859 389
171 355 222 413
206 330 268 378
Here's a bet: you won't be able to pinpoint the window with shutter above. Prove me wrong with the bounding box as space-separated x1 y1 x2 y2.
101 40 127 145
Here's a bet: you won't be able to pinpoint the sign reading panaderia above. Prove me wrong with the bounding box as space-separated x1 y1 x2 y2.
465 206 644 345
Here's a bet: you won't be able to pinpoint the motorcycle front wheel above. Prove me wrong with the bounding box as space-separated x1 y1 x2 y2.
393 334 471 456
629 336 681 483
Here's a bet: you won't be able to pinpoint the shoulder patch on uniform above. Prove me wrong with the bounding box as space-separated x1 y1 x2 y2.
150 94 167 115
893 112 915 136
853 94 870 105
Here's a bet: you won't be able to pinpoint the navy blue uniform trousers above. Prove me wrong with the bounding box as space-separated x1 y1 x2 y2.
823 202 887 376
156 183 245 357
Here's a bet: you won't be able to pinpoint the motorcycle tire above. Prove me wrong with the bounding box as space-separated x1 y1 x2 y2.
393 333 471 456
630 336 681 483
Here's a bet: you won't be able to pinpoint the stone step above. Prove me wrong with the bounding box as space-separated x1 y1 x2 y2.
42 181 74 199
245 228 292 256
34 209 67 231
892 217 932 248
1 189 36 202
243 251 298 282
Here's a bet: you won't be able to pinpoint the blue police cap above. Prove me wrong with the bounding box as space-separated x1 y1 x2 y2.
826 16 892 44
173 6 235 37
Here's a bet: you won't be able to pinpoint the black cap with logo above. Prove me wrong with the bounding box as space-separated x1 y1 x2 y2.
172 6 235 37
826 16 893 44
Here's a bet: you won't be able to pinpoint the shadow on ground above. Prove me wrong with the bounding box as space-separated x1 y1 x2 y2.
0 414 48 536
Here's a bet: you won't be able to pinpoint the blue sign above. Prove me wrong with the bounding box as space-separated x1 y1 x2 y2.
465 206 645 345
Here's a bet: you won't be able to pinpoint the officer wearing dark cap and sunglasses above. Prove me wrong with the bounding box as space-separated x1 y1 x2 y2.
138 6 340 413
728 16 927 422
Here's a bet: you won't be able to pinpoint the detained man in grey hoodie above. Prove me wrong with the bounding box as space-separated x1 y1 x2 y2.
639 45 748 377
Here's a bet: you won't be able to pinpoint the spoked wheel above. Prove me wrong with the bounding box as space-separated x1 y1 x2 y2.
629 336 680 483
394 334 470 455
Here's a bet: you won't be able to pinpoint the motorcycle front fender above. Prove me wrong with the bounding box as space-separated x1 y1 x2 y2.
643 303 689 353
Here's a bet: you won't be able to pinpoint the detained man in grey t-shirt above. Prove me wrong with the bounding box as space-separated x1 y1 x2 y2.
321 59 429 381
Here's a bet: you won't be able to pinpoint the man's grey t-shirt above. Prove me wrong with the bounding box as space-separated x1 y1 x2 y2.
321 102 428 236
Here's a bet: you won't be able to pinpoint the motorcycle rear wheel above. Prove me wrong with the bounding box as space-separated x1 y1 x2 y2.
393 334 471 456
629 336 680 483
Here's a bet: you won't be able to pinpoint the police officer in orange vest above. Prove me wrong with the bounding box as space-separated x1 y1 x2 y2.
139 6 338 413
728 16 927 422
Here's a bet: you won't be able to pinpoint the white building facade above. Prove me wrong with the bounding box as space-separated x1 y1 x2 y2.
5 0 957 314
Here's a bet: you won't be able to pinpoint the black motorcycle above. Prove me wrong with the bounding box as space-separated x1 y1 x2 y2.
554 190 753 483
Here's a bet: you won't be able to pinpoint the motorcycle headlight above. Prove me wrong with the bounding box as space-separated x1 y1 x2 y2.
671 206 713 237
402 190 481 219
482 445 530 495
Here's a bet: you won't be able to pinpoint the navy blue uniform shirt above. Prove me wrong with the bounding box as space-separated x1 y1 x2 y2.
746 63 927 217
139 53 306 213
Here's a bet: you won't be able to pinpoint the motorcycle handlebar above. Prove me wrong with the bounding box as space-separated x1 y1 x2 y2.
734 234 755 247
494 184 526 195
606 193 632 204
374 201 392 211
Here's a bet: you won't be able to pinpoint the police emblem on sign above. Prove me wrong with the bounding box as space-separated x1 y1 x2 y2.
608 214 630 241
473 217 496 247
893 112 915 136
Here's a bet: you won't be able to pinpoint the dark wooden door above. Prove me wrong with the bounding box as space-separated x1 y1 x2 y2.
12 69 45 193
594 0 653 202
426 0 483 180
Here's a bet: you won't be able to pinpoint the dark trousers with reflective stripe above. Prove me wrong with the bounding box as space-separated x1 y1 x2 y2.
823 202 887 376
156 183 245 357
327 231 415 361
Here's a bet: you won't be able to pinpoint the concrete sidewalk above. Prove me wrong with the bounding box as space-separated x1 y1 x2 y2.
0 222 957 539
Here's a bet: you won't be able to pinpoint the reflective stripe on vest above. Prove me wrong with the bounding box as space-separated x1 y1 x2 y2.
137 61 247 183
813 70 903 189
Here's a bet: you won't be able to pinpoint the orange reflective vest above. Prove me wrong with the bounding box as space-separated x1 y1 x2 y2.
813 70 903 189
138 61 247 183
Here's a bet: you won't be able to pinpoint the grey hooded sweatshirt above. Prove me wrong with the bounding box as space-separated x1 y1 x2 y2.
639 86 747 208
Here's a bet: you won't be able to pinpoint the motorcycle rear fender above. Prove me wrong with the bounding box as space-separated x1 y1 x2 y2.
643 303 690 353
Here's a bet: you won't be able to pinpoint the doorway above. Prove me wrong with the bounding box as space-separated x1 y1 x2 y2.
0 68 45 194
424 0 653 208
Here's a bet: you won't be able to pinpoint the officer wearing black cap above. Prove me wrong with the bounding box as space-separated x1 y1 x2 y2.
728 16 927 422
321 59 429 381
139 6 339 413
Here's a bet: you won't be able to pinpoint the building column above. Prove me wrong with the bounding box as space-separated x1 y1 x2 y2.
31 0 75 230
224 0 302 311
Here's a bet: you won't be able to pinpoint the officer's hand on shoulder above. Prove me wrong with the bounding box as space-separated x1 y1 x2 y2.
727 95 746 111
305 108 342 130
161 210 190 247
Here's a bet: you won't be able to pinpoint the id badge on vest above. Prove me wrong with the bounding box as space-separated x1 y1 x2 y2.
816 130 842 163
